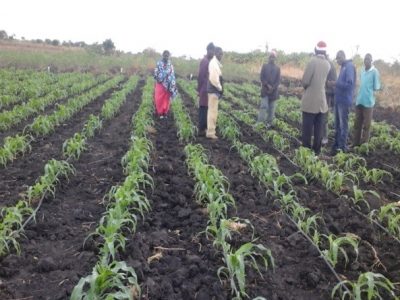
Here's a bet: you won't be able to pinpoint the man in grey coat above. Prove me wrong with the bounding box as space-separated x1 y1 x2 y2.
301 41 331 154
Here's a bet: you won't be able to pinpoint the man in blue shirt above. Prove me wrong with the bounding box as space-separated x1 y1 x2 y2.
353 53 381 146
329 50 356 155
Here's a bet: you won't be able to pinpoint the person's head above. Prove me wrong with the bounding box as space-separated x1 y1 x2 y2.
314 41 327 56
335 50 346 66
215 47 223 61
364 53 372 70
162 50 170 63
206 42 215 59
269 50 277 63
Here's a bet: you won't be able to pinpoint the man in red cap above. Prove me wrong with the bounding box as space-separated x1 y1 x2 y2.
300 41 331 154
257 50 281 127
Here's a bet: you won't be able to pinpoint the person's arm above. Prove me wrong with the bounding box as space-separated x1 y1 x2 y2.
197 59 206 92
374 69 381 91
153 62 159 81
302 60 314 89
209 59 222 91
273 67 281 90
260 64 268 86
154 61 165 82
335 64 355 90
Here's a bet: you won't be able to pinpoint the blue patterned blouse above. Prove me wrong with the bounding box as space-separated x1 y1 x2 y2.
154 60 178 98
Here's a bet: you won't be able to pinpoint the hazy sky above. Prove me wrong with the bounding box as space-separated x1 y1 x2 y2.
1 0 399 62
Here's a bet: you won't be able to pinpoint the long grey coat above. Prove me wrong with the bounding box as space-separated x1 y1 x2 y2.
301 55 331 113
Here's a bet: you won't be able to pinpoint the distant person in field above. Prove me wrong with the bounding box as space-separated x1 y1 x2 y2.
153 50 178 119
300 41 331 155
329 50 356 154
257 50 281 127
353 53 381 146
197 42 215 136
322 54 337 145
206 46 224 139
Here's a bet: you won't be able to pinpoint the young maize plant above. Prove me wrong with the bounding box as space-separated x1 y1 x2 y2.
272 118 300 137
218 111 241 142
71 260 140 300
371 122 393 137
62 133 87 160
233 141 259 163
28 114 56 135
0 134 33 167
82 114 102 138
332 272 397 300
107 174 152 219
131 79 155 138
193 163 235 207
322 233 360 268
100 76 139 120
184 142 273 300
361 167 393 185
0 200 33 256
171 96 196 143
249 154 280 191
208 217 253 250
369 202 400 238
350 186 380 211
92 211 134 264
354 142 375 156
27 159 75 203
218 242 274 300
121 136 153 176
333 152 366 171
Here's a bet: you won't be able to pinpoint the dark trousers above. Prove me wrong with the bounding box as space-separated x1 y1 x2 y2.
353 105 373 146
302 111 326 154
333 102 350 151
199 106 208 132
322 94 335 139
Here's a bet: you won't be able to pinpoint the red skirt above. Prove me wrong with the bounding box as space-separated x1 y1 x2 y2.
154 83 171 116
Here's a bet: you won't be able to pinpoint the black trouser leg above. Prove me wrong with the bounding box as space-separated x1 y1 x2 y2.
312 112 325 154
302 112 314 149
199 106 208 132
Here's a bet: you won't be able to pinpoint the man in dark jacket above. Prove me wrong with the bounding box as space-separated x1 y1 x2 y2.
197 42 215 136
330 50 356 154
257 51 281 127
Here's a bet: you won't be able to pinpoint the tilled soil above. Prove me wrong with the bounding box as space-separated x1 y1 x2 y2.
0 78 398 300
0 80 143 299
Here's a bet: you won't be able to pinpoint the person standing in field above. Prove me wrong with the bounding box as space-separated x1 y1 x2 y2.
300 41 331 155
330 50 356 154
257 50 281 128
197 42 215 136
153 50 178 119
321 54 337 145
353 53 381 146
206 46 224 140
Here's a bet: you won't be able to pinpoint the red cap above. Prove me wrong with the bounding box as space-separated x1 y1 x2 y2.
316 41 327 51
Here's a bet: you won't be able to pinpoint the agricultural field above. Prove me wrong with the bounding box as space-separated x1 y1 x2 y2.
0 68 399 300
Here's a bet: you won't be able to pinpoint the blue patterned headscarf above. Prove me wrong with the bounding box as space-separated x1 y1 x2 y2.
154 60 178 98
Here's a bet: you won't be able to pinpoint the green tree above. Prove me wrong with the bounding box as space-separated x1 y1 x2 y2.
102 38 115 55
0 30 8 39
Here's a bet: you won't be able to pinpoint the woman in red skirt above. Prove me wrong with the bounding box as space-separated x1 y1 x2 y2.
153 50 178 118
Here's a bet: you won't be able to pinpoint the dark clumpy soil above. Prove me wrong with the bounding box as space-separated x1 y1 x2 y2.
0 77 399 300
